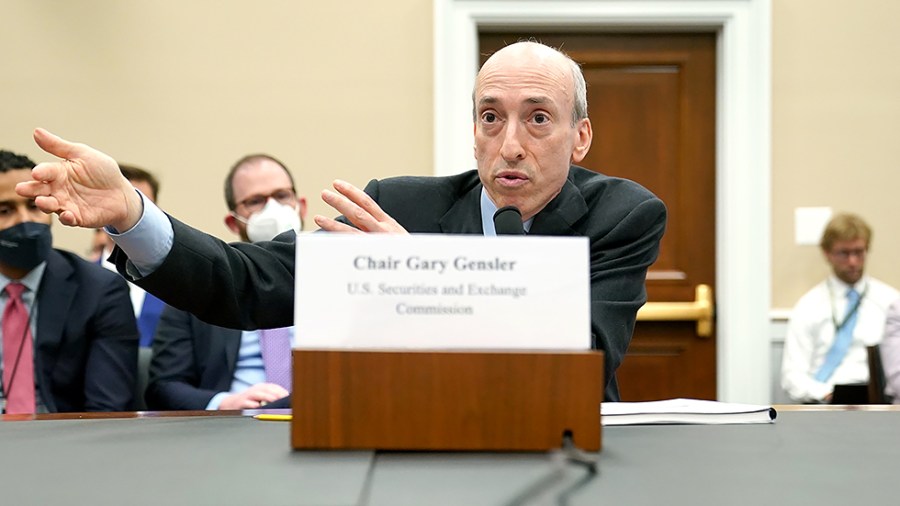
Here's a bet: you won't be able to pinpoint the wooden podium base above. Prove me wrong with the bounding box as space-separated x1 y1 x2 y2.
291 349 603 451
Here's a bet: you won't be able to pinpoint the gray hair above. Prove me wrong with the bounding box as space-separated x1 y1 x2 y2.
569 57 588 124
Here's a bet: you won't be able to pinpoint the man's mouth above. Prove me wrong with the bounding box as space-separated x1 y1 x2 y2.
495 171 529 188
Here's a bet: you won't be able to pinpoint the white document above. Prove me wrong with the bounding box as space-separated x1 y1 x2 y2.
293 233 590 350
601 398 777 426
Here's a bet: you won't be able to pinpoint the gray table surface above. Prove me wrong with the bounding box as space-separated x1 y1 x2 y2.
1 410 897 505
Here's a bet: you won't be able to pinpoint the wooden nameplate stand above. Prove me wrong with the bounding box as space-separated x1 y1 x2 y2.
291 349 603 451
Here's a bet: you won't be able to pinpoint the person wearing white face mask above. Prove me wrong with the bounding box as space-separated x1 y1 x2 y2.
223 155 306 243
145 154 307 410
233 197 303 243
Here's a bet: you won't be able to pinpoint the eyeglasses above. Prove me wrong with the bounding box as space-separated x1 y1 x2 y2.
830 248 867 260
235 188 297 214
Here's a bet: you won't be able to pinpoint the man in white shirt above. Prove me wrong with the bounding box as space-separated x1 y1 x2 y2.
781 213 898 403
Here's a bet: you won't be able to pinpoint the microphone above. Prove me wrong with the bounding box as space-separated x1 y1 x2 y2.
493 206 525 235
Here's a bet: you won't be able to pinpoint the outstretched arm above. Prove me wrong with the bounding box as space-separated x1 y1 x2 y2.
16 128 143 231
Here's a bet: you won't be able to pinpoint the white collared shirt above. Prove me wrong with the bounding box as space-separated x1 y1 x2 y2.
782 275 900 402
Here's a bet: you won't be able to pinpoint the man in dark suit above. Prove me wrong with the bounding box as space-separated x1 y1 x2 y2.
146 308 243 410
147 154 306 410
18 41 666 401
0 150 137 413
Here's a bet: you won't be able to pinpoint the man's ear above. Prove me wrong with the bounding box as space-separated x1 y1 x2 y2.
571 118 593 164
224 213 241 236
295 197 309 231
297 197 308 219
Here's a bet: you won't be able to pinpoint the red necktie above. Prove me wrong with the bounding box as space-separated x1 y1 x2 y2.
3 282 35 414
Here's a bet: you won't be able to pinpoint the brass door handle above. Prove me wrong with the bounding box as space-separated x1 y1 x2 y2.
636 284 714 337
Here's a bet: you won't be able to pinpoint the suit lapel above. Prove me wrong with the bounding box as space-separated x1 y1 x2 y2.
34 250 76 411
529 171 589 236
35 251 75 354
222 327 242 379
439 183 484 234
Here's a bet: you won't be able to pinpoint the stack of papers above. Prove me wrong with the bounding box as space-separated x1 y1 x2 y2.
601 398 777 426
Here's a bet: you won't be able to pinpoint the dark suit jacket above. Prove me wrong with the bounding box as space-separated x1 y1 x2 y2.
34 249 138 412
145 304 242 410
117 167 666 401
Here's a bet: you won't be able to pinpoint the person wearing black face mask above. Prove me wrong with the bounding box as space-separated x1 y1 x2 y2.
0 150 138 414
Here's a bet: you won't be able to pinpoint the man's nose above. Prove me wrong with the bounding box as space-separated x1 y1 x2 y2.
499 122 526 162
12 206 32 225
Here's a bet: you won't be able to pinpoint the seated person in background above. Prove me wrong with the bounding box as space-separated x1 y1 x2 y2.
91 164 164 347
781 213 898 403
17 41 667 401
146 154 306 410
0 150 137 413
878 299 900 402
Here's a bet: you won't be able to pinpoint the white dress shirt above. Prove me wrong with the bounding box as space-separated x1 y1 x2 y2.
781 275 899 403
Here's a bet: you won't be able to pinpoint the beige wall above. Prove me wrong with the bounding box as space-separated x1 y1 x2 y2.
3 0 899 311
772 0 900 308
1 0 433 252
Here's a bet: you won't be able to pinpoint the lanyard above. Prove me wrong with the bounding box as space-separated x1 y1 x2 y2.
829 284 867 332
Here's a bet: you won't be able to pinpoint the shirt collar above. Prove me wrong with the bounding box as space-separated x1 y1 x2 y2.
0 261 47 295
479 187 533 236
826 274 867 297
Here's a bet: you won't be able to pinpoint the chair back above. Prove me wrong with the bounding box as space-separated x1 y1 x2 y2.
866 345 891 404
134 346 153 410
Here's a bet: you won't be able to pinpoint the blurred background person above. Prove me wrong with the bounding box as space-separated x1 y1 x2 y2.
0 149 137 413
878 299 900 402
146 154 305 410
781 213 898 403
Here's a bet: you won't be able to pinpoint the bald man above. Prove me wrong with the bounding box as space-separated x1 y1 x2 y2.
18 41 666 401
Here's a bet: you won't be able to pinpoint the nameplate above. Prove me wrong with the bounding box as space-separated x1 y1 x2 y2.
293 234 590 349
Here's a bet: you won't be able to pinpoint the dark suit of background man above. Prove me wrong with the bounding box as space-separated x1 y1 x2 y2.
147 154 307 410
0 150 137 413
18 41 667 401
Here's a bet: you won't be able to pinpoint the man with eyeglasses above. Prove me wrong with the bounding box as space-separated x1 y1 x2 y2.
781 213 898 403
145 154 306 410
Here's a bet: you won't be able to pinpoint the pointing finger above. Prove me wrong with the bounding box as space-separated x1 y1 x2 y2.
30 161 64 183
33 128 78 160
15 180 49 199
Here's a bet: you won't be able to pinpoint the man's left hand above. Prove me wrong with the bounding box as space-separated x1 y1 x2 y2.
314 179 407 234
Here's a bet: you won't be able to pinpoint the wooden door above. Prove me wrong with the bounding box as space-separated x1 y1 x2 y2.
480 33 717 400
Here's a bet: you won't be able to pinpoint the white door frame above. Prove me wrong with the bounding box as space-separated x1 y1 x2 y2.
433 0 772 403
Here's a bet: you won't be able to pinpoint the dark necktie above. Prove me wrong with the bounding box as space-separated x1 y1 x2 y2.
137 293 164 347
2 282 35 414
